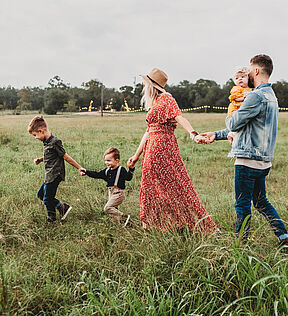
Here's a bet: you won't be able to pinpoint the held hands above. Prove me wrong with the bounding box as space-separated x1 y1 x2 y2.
194 132 215 144
33 157 43 165
127 155 139 169
79 168 86 176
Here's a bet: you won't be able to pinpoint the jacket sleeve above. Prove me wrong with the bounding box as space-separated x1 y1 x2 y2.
214 128 229 140
226 92 261 132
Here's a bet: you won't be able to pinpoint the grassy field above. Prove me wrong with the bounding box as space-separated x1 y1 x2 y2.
0 112 288 315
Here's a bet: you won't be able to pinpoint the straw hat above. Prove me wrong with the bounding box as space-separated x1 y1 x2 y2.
140 68 168 93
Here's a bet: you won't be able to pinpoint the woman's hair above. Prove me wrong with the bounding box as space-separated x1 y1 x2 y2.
141 81 161 110
28 116 47 133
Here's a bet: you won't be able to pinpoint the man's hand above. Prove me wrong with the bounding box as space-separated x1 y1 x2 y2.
34 157 43 165
194 134 208 144
199 132 215 144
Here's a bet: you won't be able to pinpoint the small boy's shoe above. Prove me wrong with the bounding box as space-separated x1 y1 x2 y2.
59 203 72 221
279 238 288 248
122 214 131 227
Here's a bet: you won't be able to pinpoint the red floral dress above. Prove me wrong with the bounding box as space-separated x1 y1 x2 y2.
140 93 218 232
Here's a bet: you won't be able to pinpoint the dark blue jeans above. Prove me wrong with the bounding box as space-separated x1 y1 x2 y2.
37 176 62 220
234 165 287 240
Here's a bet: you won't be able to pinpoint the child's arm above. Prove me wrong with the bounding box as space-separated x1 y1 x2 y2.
63 153 83 174
34 157 44 165
234 96 245 102
82 169 106 179
124 167 135 181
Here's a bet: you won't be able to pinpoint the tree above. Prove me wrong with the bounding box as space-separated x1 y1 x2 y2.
82 79 104 109
17 87 33 110
272 81 288 107
48 75 70 90
44 88 69 114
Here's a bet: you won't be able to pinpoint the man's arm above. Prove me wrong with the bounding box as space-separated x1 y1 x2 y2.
226 93 261 132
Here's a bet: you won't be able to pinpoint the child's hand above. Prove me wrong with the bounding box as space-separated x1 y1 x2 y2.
127 155 139 169
79 168 86 176
34 157 43 165
227 136 234 145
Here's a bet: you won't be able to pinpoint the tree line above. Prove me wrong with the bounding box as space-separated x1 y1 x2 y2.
1 75 288 114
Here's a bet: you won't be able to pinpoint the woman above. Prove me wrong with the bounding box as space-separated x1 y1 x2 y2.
128 68 218 232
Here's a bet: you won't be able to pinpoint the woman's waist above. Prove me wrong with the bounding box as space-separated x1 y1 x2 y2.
148 124 176 134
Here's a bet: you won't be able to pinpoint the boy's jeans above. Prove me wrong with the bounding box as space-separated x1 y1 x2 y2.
234 165 288 241
37 176 62 220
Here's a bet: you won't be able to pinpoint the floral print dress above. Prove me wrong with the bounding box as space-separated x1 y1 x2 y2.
140 93 218 232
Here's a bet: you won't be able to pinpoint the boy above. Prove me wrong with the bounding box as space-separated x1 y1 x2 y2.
227 67 251 144
28 116 83 223
81 147 134 227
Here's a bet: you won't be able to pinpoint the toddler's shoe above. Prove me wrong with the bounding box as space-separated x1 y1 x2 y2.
122 214 131 227
59 203 72 221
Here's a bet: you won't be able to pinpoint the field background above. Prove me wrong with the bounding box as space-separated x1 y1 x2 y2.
0 112 288 315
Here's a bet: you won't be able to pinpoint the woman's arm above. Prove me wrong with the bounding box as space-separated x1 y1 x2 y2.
127 132 148 168
175 115 207 144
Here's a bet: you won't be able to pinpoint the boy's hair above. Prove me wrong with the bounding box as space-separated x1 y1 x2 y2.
104 147 120 160
28 116 48 133
233 66 249 76
250 54 273 76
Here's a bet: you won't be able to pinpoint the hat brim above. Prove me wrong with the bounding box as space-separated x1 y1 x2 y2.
140 74 166 93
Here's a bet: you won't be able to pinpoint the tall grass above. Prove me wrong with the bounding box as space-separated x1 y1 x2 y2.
0 113 288 315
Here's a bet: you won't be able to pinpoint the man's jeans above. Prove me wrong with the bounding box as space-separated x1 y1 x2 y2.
37 176 62 220
234 165 288 241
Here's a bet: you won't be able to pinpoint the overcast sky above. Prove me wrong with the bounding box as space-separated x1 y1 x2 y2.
0 0 287 89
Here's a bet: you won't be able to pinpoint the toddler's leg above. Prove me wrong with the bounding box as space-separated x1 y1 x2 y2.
104 188 125 224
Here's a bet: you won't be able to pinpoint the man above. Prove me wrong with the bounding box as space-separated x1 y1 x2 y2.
200 54 288 245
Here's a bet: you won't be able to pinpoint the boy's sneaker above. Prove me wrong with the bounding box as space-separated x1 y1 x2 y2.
122 214 131 227
279 238 288 248
59 203 72 221
47 217 57 224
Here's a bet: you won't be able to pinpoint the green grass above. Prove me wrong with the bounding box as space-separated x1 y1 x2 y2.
1 112 288 315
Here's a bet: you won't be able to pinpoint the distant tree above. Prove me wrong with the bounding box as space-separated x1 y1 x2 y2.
119 85 134 109
134 83 143 108
48 75 70 90
17 87 33 110
82 79 104 109
44 88 69 114
31 87 45 111
272 80 288 107
0 86 18 109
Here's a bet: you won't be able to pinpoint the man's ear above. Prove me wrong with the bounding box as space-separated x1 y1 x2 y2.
255 67 260 76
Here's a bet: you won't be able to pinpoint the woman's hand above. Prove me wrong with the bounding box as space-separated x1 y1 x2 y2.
127 155 139 169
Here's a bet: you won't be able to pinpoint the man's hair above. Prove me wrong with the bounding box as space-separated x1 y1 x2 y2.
250 54 273 76
104 147 120 160
27 116 47 133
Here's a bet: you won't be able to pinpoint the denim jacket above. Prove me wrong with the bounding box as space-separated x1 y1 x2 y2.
214 83 278 161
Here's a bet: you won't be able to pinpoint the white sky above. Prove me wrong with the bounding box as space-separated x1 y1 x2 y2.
0 0 287 89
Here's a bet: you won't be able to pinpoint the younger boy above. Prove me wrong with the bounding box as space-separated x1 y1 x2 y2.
227 67 251 144
28 116 83 223
81 147 134 226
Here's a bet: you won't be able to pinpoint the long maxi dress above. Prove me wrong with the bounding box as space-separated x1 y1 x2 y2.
140 93 218 232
